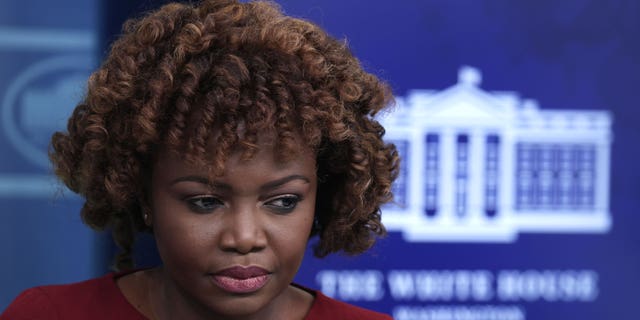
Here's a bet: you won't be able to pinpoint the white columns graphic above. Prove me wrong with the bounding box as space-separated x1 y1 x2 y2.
438 128 456 225
468 129 486 225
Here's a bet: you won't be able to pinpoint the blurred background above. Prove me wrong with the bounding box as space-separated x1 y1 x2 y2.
1 0 638 319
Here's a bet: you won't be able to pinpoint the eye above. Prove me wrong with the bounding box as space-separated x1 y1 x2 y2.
186 196 224 213
264 195 301 214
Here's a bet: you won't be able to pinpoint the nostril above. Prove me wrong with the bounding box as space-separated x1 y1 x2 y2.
219 213 267 254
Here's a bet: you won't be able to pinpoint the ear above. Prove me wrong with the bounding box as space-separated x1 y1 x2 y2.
140 161 156 228
142 207 153 226
142 210 152 227
138 192 153 227
138 171 154 228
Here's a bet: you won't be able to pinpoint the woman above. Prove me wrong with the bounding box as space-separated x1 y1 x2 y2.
1 0 398 319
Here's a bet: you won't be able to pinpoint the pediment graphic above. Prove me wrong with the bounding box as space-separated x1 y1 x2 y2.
400 67 517 125
416 85 514 124
429 90 504 119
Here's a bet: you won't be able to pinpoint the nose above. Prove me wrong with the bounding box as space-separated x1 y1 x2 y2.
219 205 267 254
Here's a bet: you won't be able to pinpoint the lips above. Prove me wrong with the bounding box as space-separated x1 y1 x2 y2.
211 266 271 294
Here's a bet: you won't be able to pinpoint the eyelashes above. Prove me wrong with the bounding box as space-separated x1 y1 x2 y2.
187 196 224 213
185 194 302 214
263 195 301 214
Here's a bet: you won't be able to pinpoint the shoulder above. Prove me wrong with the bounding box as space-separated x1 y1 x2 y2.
1 272 144 320
302 286 392 320
1 286 59 320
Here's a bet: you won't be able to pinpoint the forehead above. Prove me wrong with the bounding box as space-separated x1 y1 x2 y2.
153 136 317 187
158 127 316 173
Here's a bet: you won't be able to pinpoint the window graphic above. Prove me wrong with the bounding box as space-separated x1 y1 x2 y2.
390 139 409 208
425 133 439 217
485 134 500 218
455 134 469 218
380 66 612 242
515 144 597 211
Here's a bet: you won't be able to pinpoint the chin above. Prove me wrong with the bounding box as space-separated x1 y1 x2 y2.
201 293 274 318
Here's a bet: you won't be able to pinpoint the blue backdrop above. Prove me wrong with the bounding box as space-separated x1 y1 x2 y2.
1 1 638 319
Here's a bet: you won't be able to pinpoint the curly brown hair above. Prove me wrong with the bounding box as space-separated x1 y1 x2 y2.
50 0 399 271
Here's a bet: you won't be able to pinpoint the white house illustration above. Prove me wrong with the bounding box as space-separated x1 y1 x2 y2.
379 66 612 242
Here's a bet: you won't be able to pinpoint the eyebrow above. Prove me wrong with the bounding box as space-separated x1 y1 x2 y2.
169 174 310 192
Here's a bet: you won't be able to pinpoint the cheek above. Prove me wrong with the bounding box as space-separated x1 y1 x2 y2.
272 217 313 247
270 204 316 265
152 206 217 270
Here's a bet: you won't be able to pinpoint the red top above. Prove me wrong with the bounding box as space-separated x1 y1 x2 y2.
1 271 391 320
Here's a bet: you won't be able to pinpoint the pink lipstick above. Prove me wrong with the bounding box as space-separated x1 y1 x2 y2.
211 266 270 294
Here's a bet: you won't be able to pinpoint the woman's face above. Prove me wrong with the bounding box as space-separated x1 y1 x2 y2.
149 136 317 318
